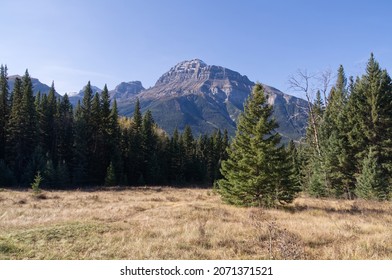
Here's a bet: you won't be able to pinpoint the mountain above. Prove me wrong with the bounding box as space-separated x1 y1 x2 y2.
8 75 61 98
6 60 309 142
116 59 308 142
68 82 145 106
109 81 145 100
68 85 102 106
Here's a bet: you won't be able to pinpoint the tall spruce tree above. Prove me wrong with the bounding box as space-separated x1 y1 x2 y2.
0 65 9 161
73 82 94 185
57 94 74 170
108 100 122 184
6 71 37 183
141 110 158 184
91 92 105 183
128 99 143 184
320 65 354 198
355 147 388 200
346 54 392 200
216 83 299 207
300 90 326 197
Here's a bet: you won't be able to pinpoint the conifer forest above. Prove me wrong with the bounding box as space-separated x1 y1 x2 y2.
0 69 229 188
1 54 392 205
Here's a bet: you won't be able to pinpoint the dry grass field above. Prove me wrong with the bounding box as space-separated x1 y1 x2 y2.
0 187 392 260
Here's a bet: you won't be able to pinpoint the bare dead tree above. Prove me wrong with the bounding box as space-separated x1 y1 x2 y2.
318 69 333 106
288 69 321 156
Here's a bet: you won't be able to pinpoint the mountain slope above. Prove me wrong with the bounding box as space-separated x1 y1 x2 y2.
68 85 103 106
68 82 144 107
116 59 308 141
8 75 61 98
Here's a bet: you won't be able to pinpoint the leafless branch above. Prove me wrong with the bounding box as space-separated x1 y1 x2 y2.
317 69 333 105
288 69 321 156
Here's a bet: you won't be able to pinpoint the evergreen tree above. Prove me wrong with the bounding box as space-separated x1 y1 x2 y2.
43 159 57 187
56 94 74 172
141 110 158 184
0 65 9 161
127 99 143 184
346 54 392 199
91 92 105 183
168 127 184 183
73 81 100 185
73 99 88 185
100 85 111 169
105 161 117 186
356 147 389 200
6 71 38 183
46 82 58 162
56 161 70 188
287 140 301 188
216 84 299 207
320 65 354 198
108 100 122 184
133 98 142 131
182 125 195 181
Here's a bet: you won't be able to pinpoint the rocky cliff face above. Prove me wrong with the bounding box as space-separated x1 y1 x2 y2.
109 81 144 100
116 59 309 141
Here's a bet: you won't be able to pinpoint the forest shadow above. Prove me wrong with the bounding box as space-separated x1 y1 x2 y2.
280 203 388 216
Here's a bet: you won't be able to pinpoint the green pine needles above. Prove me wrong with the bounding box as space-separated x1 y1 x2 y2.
216 83 299 207
31 171 42 195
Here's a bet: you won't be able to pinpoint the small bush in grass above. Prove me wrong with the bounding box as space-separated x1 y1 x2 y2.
31 172 42 195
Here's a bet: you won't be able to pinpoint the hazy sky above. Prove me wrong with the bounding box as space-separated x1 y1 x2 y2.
2 0 392 97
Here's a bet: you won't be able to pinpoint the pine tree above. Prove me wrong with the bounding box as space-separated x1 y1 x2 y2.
105 161 117 186
346 54 392 199
6 77 23 174
43 159 57 187
108 100 122 184
287 140 301 188
133 98 142 131
56 161 70 188
0 65 9 161
320 65 354 198
101 85 111 169
216 83 299 207
56 94 74 174
356 147 389 200
127 99 143 184
46 82 58 162
182 125 195 182
73 99 88 185
31 171 43 195
73 82 96 185
141 110 157 184
91 92 104 183
6 71 38 183
168 127 184 183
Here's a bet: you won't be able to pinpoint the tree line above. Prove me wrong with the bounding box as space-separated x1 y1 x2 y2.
292 54 392 201
1 53 390 206
215 53 392 208
0 67 228 187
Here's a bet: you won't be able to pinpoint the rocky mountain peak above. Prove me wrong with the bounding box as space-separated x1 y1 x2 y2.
115 59 309 141
155 59 210 86
110 81 144 100
174 58 207 70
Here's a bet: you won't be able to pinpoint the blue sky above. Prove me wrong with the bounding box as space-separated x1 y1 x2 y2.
2 0 392 98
